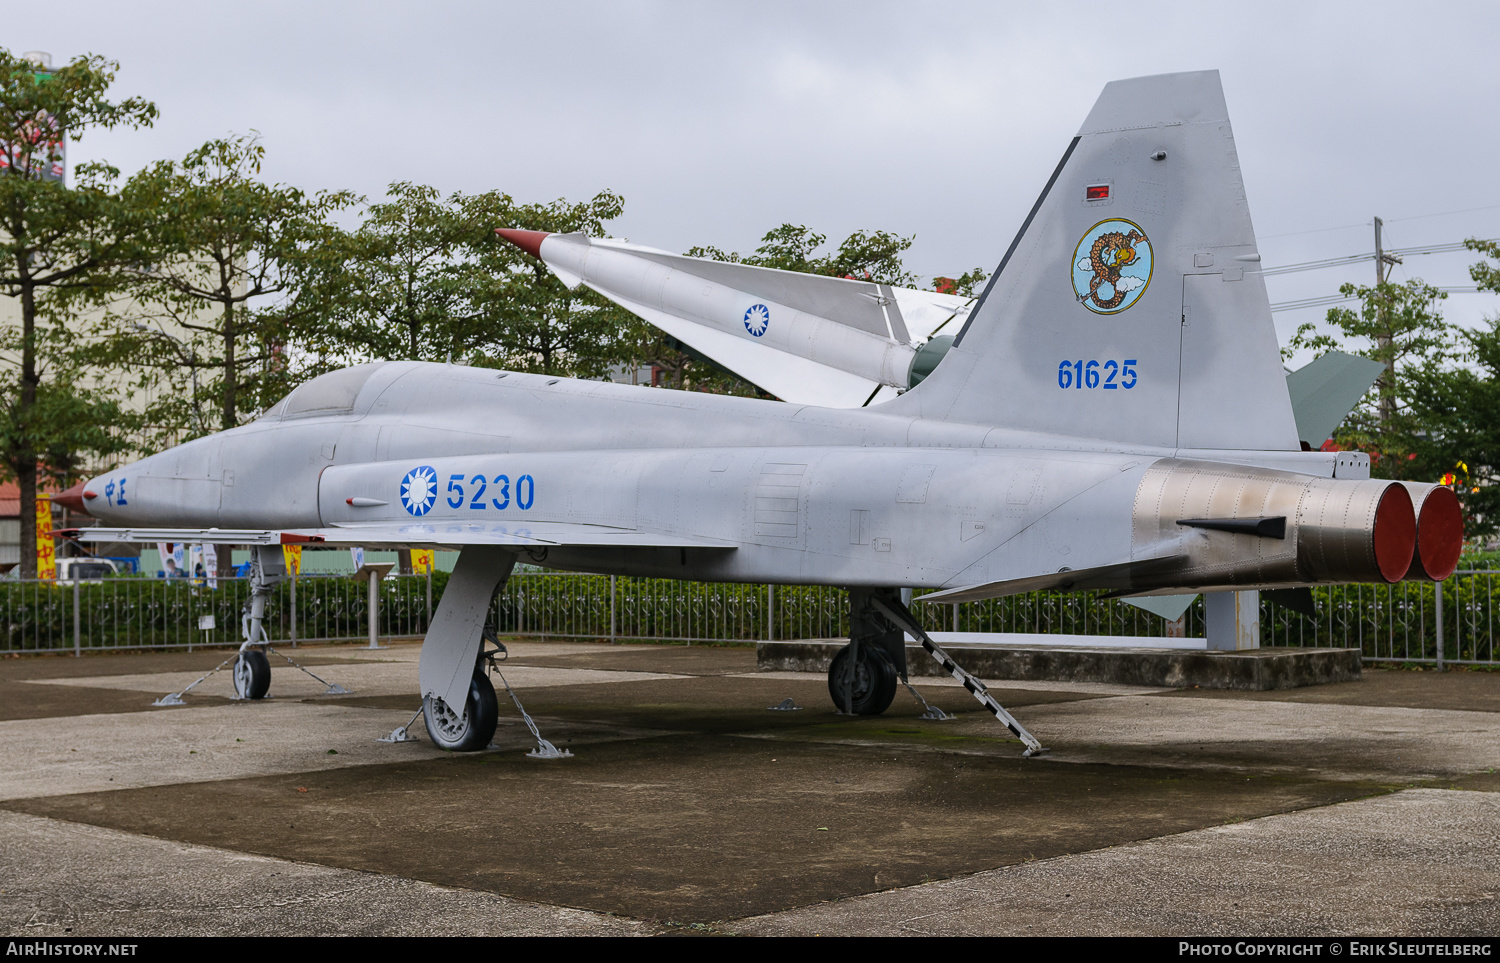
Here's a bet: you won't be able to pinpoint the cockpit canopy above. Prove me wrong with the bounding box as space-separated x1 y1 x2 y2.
257 363 385 421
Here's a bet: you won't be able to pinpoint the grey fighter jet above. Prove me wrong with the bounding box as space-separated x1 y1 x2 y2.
60 70 1461 755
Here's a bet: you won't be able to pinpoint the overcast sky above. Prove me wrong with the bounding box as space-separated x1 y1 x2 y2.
10 1 1500 358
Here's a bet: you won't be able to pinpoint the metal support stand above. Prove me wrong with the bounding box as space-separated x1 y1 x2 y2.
494 668 572 759
480 629 571 759
872 595 1047 756
378 706 423 743
1205 591 1260 651
1434 576 1446 666
264 644 351 695
901 679 953 721
152 653 238 706
353 562 395 649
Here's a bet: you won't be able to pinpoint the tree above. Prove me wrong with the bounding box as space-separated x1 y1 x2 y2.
304 181 499 366
1469 237 1500 294
469 190 634 378
0 51 157 577
1402 318 1500 537
100 134 356 442
1286 278 1451 477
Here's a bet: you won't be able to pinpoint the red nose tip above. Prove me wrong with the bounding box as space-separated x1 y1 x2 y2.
494 228 550 259
52 481 92 516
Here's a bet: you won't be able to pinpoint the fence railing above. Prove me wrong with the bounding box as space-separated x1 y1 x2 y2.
3 569 1498 666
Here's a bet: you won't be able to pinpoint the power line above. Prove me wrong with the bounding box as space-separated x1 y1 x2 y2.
1262 239 1498 277
1269 285 1480 313
1259 203 1500 240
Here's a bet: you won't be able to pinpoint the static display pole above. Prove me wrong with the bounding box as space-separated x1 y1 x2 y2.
1436 580 1445 671
352 562 395 649
1205 591 1260 651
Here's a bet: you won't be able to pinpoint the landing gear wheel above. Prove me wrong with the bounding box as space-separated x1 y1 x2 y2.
423 665 500 751
233 649 271 700
827 643 898 715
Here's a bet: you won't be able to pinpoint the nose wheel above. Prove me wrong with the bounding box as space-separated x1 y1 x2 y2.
827 642 898 715
423 663 500 751
233 650 271 700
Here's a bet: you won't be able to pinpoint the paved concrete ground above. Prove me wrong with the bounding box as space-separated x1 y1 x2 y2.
0 641 1496 936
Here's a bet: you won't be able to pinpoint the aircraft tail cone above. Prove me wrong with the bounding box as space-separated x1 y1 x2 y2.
52 481 92 516
494 228 550 259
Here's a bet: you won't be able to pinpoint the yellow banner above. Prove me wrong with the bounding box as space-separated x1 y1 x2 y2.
282 544 302 576
411 549 435 575
35 497 55 580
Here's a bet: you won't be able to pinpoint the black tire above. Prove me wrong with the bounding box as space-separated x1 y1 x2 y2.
233 650 271 700
423 665 500 752
827 643 898 716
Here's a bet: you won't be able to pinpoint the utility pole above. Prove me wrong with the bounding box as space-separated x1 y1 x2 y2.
1373 217 1403 424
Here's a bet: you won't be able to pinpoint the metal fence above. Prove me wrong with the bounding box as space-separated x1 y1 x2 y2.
4 569 1498 666
0 573 434 654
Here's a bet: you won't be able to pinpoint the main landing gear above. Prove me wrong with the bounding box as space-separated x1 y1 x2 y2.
828 588 906 715
422 659 500 751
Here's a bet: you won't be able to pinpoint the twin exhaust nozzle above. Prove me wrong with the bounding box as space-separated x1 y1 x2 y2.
1136 460 1463 590
1389 483 1464 582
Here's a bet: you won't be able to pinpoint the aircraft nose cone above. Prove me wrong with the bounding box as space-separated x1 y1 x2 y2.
53 481 92 516
494 228 550 259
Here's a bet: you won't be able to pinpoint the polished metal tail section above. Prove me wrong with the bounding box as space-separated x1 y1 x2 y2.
889 70 1298 454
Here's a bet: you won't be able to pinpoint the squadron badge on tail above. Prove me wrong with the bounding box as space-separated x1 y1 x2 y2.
1072 218 1153 314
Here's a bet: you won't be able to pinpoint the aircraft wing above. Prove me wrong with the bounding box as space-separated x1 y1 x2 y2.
918 553 1188 604
496 230 972 405
67 523 738 551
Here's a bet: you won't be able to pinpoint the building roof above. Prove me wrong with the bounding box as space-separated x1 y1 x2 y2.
0 479 63 519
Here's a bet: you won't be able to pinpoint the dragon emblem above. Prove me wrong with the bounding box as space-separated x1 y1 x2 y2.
1071 218 1153 314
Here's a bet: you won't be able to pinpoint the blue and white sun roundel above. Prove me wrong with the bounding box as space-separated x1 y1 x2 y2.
400 465 438 516
743 303 771 338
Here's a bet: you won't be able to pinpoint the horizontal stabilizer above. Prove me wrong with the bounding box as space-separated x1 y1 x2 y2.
1285 350 1385 448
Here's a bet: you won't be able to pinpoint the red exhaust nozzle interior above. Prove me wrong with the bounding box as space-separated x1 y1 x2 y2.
494 228 550 260
1372 483 1417 582
1411 486 1465 581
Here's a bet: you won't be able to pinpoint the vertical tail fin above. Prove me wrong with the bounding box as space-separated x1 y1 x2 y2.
891 70 1297 452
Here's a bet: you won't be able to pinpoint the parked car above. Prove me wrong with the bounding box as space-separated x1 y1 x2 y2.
55 558 122 584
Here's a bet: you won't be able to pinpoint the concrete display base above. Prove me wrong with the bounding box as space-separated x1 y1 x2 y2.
757 639 1362 691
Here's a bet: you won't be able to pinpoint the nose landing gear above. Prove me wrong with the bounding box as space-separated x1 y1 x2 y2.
232 650 271 700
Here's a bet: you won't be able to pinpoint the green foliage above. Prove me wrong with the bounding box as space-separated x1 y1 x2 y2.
467 190 635 378
1287 279 1452 479
1469 238 1500 294
301 181 503 366
0 49 158 576
306 186 633 380
96 134 357 442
